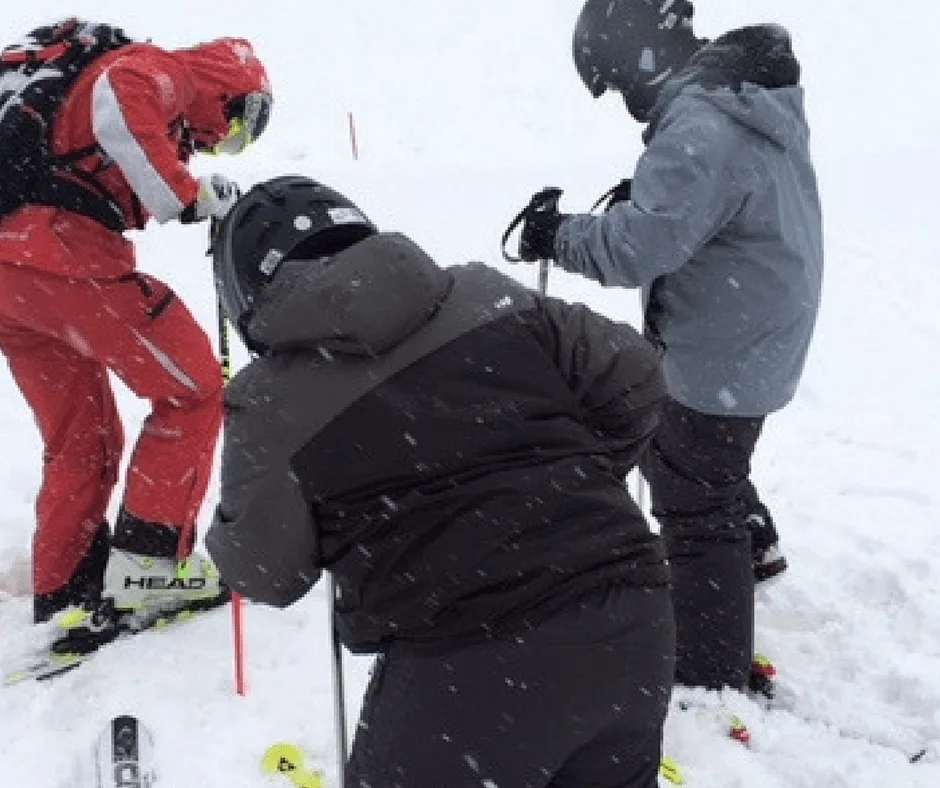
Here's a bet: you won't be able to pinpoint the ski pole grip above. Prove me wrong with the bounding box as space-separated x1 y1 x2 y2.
501 187 564 263
533 187 563 213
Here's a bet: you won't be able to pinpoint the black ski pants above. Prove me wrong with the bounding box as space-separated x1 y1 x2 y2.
639 398 766 691
346 584 675 788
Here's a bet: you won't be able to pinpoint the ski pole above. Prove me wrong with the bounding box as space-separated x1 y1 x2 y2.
210 215 248 697
328 572 347 785
218 304 247 697
217 296 232 383
537 258 550 296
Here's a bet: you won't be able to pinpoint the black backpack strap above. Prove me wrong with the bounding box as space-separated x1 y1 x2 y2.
29 172 126 232
0 20 133 230
56 145 104 165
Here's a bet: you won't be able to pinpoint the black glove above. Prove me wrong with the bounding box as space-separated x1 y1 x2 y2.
591 178 632 213
605 178 632 210
518 188 568 262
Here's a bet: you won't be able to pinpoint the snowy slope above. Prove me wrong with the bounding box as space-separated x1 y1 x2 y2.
1 1 939 786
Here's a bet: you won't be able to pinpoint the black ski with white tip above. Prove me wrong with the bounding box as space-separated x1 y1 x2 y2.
93 715 157 788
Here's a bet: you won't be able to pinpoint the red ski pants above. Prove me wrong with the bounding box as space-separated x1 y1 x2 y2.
0 264 223 595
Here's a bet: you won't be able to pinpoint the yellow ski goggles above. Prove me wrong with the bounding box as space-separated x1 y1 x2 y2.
213 91 273 155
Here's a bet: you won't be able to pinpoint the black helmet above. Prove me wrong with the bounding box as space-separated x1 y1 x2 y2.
572 0 700 120
212 175 377 349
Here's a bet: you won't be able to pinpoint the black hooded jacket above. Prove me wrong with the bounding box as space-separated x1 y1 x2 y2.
206 233 669 653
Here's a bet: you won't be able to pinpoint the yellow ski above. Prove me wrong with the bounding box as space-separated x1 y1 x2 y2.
261 743 325 788
659 756 686 785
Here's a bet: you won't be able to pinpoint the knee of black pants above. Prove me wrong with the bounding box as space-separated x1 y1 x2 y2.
640 400 764 526
663 522 754 691
640 444 739 527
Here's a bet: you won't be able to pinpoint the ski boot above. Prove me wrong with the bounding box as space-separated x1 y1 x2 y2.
102 549 230 628
51 550 229 654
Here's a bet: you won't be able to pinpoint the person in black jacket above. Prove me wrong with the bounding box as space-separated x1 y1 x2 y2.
207 176 675 788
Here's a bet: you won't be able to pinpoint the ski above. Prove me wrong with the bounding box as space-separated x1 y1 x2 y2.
659 756 686 785
261 743 325 788
746 655 931 763
84 714 157 788
2 602 224 686
672 696 754 747
762 700 931 764
668 655 770 748
2 650 87 684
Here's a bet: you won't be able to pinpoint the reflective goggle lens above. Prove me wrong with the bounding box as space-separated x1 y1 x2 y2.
213 92 272 155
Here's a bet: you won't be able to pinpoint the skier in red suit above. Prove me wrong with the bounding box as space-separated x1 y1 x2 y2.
0 27 272 629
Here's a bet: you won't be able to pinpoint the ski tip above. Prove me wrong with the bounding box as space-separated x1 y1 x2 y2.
2 651 85 685
261 742 307 773
659 756 686 785
93 714 156 788
261 743 324 788
729 716 753 747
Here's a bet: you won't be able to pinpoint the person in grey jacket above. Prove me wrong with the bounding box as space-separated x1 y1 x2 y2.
207 176 676 788
515 0 824 692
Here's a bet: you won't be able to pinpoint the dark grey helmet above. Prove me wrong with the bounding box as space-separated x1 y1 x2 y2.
212 175 377 350
572 0 700 120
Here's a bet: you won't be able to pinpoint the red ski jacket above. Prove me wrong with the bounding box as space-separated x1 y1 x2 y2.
0 37 270 279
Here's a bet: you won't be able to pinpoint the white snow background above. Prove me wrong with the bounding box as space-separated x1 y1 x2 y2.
1 1 939 786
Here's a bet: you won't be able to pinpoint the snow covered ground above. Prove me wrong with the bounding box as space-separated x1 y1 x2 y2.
1 1 939 786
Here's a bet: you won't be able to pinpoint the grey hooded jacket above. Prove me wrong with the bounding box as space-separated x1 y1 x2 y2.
555 25 824 416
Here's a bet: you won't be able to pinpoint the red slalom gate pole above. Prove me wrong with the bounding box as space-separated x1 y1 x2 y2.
214 232 248 697
232 592 247 695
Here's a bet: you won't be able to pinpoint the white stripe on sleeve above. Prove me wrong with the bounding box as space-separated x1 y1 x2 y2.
92 71 185 223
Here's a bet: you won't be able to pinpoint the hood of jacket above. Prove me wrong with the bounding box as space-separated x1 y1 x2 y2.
246 232 453 356
173 37 271 146
646 24 806 150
